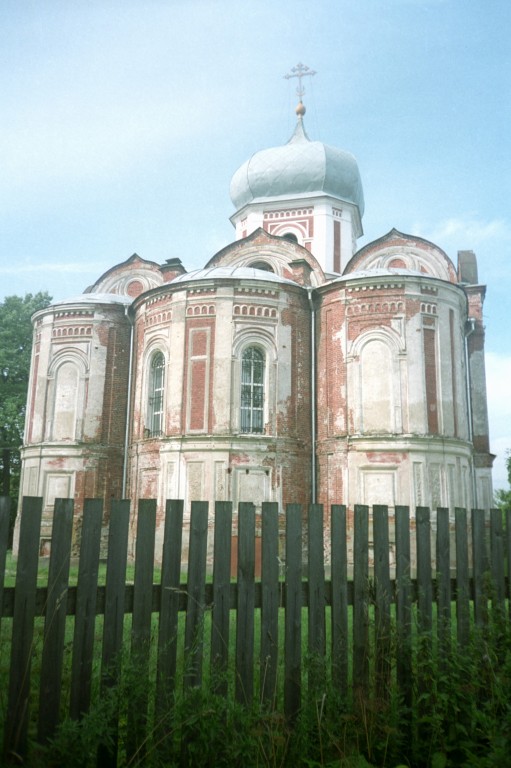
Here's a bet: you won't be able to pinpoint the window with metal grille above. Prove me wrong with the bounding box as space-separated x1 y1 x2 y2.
240 346 264 433
148 351 165 437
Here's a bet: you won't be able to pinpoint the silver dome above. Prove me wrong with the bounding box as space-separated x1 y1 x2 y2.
171 265 296 286
230 119 364 215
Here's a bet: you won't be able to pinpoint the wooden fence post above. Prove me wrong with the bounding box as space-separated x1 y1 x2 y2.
127 498 157 764
260 501 279 707
330 504 348 698
183 500 209 689
507 509 511 620
490 508 506 617
416 507 432 634
284 503 302 721
69 498 103 719
436 507 451 668
38 498 74 743
4 496 43 760
373 505 391 700
211 500 233 696
308 503 326 697
155 499 183 751
395 506 412 719
455 507 470 647
236 501 256 705
472 509 489 628
353 504 369 698
416 506 433 755
97 499 131 768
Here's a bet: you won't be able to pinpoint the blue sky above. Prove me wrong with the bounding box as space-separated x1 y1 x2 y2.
1 0 510 488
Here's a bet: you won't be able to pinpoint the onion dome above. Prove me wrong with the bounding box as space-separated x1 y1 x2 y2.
230 111 364 216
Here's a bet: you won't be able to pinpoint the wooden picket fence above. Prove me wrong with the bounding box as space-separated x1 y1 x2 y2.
0 495 510 765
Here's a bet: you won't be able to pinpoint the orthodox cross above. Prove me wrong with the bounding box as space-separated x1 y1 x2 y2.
284 62 316 101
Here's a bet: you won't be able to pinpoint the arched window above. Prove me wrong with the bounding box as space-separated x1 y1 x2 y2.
249 260 274 273
53 361 79 440
240 346 264 433
360 340 392 432
148 352 165 437
282 232 298 243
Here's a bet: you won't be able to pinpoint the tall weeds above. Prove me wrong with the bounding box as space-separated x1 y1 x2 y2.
4 609 511 767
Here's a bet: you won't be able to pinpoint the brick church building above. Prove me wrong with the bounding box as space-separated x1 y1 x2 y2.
18 90 494 556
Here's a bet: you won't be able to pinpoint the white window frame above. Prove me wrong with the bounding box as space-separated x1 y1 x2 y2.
147 351 165 437
240 345 265 434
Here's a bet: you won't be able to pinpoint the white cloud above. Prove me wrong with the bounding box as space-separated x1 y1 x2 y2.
427 216 511 248
0 261 108 275
486 351 511 490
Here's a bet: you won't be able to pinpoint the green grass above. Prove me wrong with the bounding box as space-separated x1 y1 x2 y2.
2 551 159 586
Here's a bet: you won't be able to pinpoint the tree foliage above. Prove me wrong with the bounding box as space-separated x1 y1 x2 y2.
494 450 511 512
0 292 52 503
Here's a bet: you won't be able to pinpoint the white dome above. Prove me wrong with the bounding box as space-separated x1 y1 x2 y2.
171 265 296 286
52 293 133 307
230 118 364 216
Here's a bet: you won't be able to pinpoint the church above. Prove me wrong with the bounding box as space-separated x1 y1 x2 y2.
18 69 494 556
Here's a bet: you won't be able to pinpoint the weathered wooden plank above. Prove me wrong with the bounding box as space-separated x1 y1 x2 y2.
308 503 326 696
155 499 183 752
373 505 391 700
395 506 412 712
507 509 511 619
284 504 302 721
69 498 103 719
330 504 348 696
98 499 131 768
100 500 131 678
127 498 157 763
0 496 11 633
38 498 74 743
211 501 233 696
455 507 470 647
4 496 43 759
471 508 488 628
235 501 256 705
436 507 451 664
490 508 505 616
416 507 432 634
183 500 209 689
260 501 279 707
416 506 432 748
131 499 157 647
353 504 369 697
157 499 184 699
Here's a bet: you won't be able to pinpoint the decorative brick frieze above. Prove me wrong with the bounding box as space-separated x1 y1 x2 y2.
186 305 215 316
52 326 93 338
54 309 95 319
346 301 404 315
146 310 172 326
233 305 277 318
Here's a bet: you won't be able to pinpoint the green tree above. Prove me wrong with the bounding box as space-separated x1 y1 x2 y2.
0 292 52 514
494 450 511 513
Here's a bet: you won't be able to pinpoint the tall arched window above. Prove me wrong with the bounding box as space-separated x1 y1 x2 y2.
148 352 165 437
53 361 79 440
360 339 393 433
240 346 264 433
